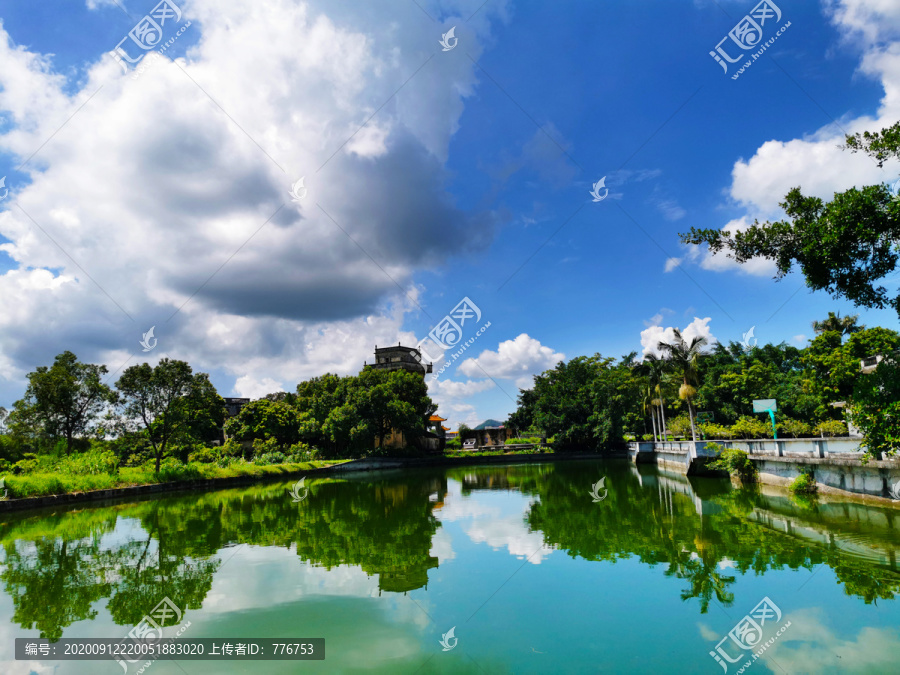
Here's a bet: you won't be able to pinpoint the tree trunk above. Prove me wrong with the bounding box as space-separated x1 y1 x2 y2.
659 399 667 441
66 429 73 455
651 408 658 442
688 399 697 442
155 452 161 474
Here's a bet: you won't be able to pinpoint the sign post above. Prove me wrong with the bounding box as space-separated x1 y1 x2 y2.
752 399 777 439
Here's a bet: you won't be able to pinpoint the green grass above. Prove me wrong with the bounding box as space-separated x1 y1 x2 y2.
1 460 345 499
442 448 552 459
789 471 818 494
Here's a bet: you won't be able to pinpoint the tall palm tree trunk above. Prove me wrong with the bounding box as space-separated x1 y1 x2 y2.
651 407 658 442
658 399 668 441
687 395 697 442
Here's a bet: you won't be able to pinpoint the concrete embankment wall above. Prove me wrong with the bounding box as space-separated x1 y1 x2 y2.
628 439 900 502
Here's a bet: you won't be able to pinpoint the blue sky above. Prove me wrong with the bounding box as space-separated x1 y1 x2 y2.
0 0 898 428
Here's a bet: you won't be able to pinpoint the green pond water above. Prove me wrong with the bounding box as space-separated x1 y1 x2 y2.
2 459 900 674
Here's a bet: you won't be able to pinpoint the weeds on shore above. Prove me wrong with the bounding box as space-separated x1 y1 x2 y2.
0 460 342 499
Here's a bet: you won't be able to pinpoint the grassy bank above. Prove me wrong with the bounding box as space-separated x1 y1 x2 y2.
442 448 551 459
2 460 345 499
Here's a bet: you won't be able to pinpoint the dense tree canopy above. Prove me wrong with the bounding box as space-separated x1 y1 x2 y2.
506 317 900 455
116 359 226 472
296 368 436 456
523 354 642 452
8 351 113 454
680 121 900 317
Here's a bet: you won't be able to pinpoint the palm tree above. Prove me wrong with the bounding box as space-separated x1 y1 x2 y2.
641 385 658 442
657 329 708 441
812 311 863 336
636 354 669 441
648 354 669 441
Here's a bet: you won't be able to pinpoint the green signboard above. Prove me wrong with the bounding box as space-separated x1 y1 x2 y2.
752 399 778 439
752 399 777 413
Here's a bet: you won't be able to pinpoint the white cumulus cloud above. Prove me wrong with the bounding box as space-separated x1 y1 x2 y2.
640 317 717 358
0 0 509 404
457 333 564 389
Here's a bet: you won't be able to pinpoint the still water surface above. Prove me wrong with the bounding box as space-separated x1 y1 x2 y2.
2 460 900 674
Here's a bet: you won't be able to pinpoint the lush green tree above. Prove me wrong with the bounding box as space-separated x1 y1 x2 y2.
681 122 900 317
657 330 708 441
531 356 601 450
844 120 900 166
116 360 224 472
635 354 670 440
588 362 638 448
8 351 113 454
849 356 900 459
351 368 435 452
693 342 815 426
264 391 298 405
529 355 631 451
801 327 900 418
181 375 227 446
507 388 538 434
640 385 658 441
812 311 863 336
223 398 306 448
295 374 349 453
295 369 435 457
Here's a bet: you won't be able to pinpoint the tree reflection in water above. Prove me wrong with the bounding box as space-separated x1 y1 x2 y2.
2 461 899 639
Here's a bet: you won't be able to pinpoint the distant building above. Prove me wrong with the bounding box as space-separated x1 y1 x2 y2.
223 397 250 417
366 345 442 453
461 425 515 449
428 414 447 435
366 344 433 376
860 349 900 374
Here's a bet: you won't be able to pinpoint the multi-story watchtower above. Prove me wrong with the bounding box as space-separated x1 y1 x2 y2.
366 343 433 376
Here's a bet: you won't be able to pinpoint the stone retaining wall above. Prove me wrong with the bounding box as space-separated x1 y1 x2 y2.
627 440 900 501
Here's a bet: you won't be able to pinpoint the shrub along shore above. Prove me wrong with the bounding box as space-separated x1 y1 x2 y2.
1 459 344 500
0 448 600 507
